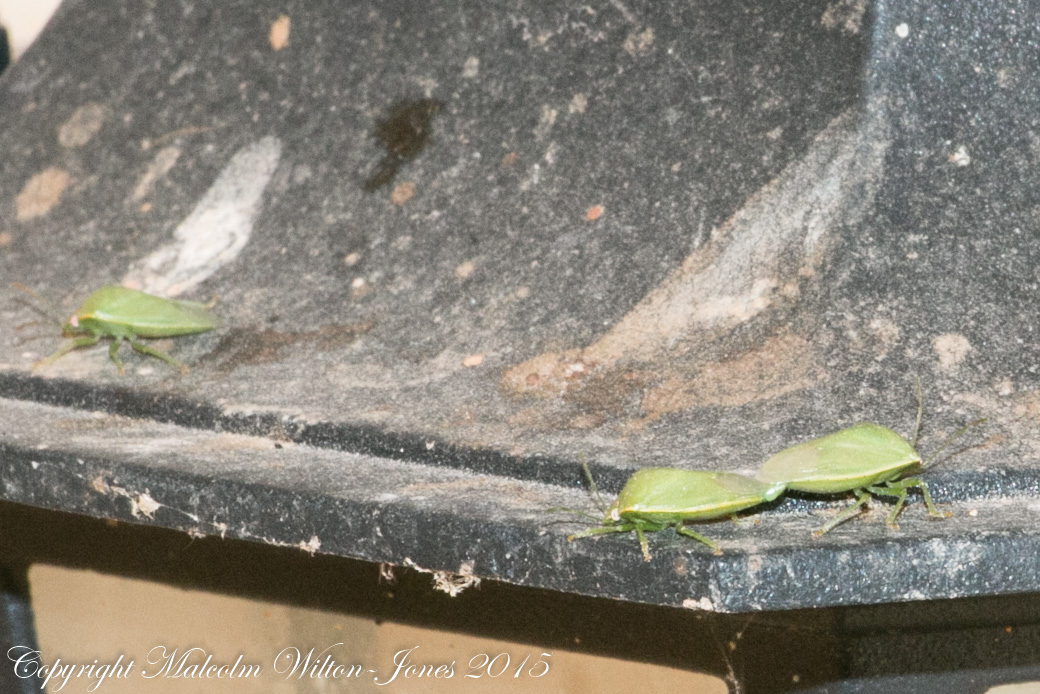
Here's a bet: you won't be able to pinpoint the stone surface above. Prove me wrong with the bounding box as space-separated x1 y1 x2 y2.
0 0 1038 613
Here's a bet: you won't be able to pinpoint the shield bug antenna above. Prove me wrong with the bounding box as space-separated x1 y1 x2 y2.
919 416 987 471
579 455 610 513
545 456 610 524
908 375 985 468
10 282 64 330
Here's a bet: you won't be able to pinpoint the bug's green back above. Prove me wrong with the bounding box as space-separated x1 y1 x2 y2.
614 468 786 523
73 286 219 338
755 423 921 493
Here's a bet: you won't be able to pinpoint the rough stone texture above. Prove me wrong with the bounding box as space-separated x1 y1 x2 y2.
0 0 1038 614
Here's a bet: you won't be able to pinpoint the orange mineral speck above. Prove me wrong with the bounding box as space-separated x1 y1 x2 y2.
269 15 291 51
16 167 71 221
585 204 604 221
390 181 416 205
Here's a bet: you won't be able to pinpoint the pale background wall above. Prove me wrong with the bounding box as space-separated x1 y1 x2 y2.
30 564 725 694
0 0 62 59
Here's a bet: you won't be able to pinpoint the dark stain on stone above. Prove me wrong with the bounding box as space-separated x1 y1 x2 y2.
363 98 442 191
207 321 375 371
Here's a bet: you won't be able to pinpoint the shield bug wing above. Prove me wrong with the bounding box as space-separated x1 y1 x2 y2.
570 467 785 561
616 469 785 522
77 286 220 338
756 423 921 494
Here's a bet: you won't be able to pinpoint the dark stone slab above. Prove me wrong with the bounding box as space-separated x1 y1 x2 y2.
0 0 1038 618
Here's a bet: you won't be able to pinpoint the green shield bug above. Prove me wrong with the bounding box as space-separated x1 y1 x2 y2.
755 384 982 536
15 284 219 374
567 467 787 561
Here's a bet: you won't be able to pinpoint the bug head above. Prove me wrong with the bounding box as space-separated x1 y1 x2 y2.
60 312 87 336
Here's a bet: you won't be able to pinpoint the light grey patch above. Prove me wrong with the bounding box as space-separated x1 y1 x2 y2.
584 104 890 363
123 136 283 296
130 146 181 202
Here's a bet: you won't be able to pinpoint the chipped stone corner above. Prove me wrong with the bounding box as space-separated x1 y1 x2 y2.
130 491 162 519
378 562 397 584
402 558 482 597
682 596 716 611
299 535 321 554
103 483 163 520
89 476 212 527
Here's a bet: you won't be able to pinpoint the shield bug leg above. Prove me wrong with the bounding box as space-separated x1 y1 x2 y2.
865 483 910 528
546 507 601 522
36 334 101 368
568 522 647 559
635 526 652 562
899 477 949 519
675 525 722 555
728 513 760 529
128 338 189 374
920 481 950 519
568 521 663 562
626 519 667 562
814 490 873 537
566 523 637 542
107 339 127 374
